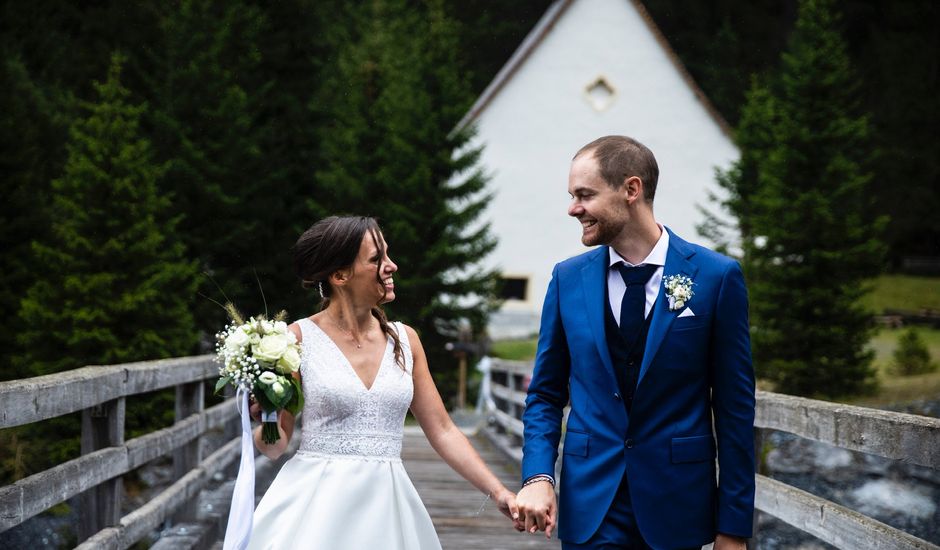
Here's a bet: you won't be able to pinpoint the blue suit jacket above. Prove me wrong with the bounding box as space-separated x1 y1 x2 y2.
522 229 755 548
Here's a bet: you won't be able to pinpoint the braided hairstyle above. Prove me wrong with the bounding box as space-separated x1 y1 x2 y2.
293 216 405 369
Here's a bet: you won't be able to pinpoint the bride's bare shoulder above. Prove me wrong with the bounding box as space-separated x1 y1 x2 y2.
288 320 304 344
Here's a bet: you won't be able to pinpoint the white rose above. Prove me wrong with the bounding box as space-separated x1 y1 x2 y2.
274 321 288 335
253 333 290 363
286 330 297 345
225 327 250 351
258 371 278 385
249 332 262 345
271 381 286 397
276 346 301 374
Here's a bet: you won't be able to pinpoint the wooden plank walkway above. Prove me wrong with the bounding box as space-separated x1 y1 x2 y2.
402 427 561 550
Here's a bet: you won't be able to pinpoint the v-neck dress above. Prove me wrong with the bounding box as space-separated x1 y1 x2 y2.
246 319 441 550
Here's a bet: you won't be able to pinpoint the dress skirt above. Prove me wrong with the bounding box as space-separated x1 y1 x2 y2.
247 450 442 550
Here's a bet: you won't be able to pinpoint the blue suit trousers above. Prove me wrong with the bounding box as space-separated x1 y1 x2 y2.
561 471 649 550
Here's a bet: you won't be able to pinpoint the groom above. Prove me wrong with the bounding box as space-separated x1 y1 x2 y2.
515 136 755 549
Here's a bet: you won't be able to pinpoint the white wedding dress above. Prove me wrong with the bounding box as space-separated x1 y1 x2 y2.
246 319 441 550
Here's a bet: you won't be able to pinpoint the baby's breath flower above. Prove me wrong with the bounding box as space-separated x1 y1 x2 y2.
663 275 695 312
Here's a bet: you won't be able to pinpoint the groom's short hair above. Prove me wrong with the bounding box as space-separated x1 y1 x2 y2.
574 135 659 203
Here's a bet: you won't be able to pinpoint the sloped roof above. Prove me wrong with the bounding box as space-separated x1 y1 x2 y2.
456 0 732 138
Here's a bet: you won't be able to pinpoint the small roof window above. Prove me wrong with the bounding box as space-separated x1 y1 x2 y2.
585 76 616 112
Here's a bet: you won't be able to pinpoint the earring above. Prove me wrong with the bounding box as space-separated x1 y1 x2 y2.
317 281 325 299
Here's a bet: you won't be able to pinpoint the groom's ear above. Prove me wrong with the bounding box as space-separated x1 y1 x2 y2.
623 175 643 204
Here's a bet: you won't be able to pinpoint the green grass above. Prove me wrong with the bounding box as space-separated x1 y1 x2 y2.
869 326 940 369
853 275 940 404
850 326 940 406
490 338 538 361
852 370 940 407
864 275 940 313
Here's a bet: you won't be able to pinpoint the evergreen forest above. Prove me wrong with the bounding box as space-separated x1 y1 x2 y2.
1 0 938 482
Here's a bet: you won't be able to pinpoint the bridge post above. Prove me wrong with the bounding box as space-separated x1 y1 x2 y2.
78 396 126 541
508 370 523 448
749 426 765 550
222 385 240 442
172 381 204 523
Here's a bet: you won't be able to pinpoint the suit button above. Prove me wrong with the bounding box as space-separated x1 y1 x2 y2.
614 393 621 400
624 439 634 449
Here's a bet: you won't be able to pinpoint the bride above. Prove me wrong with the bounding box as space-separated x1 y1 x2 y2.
245 215 521 549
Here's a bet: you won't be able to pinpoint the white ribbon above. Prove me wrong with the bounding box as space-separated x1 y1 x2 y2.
223 389 255 550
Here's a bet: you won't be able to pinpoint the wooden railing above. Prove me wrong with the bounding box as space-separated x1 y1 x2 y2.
0 356 242 549
478 358 940 550
4 355 937 549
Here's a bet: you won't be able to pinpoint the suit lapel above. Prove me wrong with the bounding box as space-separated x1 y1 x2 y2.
580 247 618 389
637 229 699 387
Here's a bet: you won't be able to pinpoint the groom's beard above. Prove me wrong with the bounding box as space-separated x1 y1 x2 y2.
580 217 623 247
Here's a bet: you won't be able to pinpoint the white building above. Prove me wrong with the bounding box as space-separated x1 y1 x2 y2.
458 0 739 339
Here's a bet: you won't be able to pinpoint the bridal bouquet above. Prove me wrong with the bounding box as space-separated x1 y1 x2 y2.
215 306 303 444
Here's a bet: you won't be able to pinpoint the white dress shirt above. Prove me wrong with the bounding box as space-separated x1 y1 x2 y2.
607 227 669 324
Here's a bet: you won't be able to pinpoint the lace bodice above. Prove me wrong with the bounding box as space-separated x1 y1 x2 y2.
296 318 414 460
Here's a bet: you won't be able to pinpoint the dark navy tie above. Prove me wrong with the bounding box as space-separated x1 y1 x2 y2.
617 263 658 344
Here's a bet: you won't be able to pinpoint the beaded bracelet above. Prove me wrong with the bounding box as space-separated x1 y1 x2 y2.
522 474 555 488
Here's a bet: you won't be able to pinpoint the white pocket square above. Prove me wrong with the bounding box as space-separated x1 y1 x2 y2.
677 307 695 318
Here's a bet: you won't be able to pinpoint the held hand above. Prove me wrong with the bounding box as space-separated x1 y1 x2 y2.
515 480 556 539
714 533 747 550
248 396 262 423
492 488 524 531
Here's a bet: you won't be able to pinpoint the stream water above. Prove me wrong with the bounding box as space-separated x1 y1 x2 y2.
756 399 940 549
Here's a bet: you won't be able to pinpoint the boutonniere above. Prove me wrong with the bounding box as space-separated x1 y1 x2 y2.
663 274 694 311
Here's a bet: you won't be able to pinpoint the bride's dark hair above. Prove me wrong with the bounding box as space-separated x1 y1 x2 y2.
293 216 404 369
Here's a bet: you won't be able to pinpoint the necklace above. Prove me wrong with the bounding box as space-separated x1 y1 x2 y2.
328 313 363 349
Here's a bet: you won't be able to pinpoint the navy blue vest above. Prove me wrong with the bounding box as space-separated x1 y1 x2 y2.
604 287 653 412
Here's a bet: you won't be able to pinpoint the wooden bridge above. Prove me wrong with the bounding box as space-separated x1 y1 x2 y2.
0 355 938 549
403 428 559 549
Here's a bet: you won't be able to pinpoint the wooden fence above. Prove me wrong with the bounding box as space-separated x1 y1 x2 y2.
3 355 938 549
478 358 940 550
0 355 240 549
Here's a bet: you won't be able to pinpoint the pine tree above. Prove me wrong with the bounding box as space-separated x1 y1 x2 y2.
697 76 778 265
892 328 936 376
150 0 282 330
444 0 554 95
861 1 940 266
3 54 199 483
252 0 335 318
313 0 498 401
0 56 66 380
15 53 199 375
748 0 885 397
